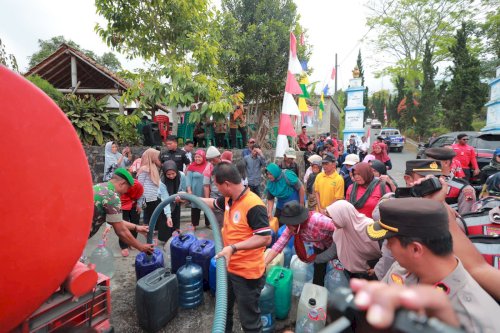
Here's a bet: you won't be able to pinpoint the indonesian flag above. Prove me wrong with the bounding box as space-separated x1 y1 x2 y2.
288 32 302 74
331 67 337 80
384 105 388 123
285 71 302 95
278 114 297 137
281 92 301 116
275 135 290 158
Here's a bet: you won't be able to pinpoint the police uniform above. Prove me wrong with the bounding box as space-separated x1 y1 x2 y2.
425 147 476 215
366 198 500 333
160 147 191 171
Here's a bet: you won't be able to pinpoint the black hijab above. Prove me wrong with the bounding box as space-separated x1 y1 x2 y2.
162 160 181 195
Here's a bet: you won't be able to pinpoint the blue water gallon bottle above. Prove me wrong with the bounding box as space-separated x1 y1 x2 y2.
176 256 203 309
89 240 115 278
209 256 217 296
259 283 276 332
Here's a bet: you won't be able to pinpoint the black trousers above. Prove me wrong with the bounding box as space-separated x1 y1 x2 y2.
313 246 327 286
119 207 140 249
230 126 247 149
215 133 225 148
463 168 472 182
191 207 207 227
158 204 181 242
249 185 261 198
226 273 265 333
143 199 166 240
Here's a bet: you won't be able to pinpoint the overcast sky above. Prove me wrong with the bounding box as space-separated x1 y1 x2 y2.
1 0 392 93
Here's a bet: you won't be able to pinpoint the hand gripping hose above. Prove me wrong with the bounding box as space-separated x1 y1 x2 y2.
148 193 227 333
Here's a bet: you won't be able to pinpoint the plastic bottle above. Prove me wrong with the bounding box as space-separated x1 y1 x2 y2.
89 240 115 278
290 255 313 296
295 305 325 333
176 256 203 309
297 285 327 327
259 283 275 333
324 260 349 295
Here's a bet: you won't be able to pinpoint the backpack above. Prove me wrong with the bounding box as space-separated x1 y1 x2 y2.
469 235 500 270
459 200 500 236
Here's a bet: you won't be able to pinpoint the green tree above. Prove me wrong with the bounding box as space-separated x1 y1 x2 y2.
442 22 488 131
0 38 18 72
417 41 438 136
28 36 121 72
366 0 493 85
26 75 64 103
95 0 236 123
218 0 309 104
389 76 405 128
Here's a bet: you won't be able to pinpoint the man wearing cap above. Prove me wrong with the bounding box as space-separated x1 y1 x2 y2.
366 198 500 333
314 153 344 215
203 146 225 226
91 168 154 254
160 135 191 172
426 147 476 215
279 148 299 176
265 201 335 286
340 154 360 192
298 125 310 151
452 133 480 181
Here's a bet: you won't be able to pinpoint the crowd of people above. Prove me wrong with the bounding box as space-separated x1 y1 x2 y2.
89 129 500 333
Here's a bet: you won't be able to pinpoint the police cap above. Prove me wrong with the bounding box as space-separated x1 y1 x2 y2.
425 147 456 161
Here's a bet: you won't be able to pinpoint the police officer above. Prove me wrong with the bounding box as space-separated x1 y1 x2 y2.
425 147 476 215
366 198 500 333
160 135 191 171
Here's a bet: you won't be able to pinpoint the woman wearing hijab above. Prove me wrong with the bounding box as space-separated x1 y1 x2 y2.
481 148 500 184
103 141 131 181
346 163 391 218
265 163 305 220
159 161 186 242
369 159 398 192
372 142 392 170
315 200 381 280
186 149 208 230
137 148 164 233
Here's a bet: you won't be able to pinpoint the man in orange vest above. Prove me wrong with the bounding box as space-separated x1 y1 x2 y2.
195 162 272 332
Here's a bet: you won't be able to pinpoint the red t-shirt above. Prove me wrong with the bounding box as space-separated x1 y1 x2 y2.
346 182 390 218
451 144 478 170
120 182 144 211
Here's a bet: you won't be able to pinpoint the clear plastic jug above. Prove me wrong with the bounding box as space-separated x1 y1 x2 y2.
295 306 326 333
297 284 328 327
89 240 115 278
324 259 349 296
290 255 313 296
259 283 275 332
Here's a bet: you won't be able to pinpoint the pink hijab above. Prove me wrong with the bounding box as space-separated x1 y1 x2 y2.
186 149 207 174
326 200 381 273
372 142 390 163
138 148 160 186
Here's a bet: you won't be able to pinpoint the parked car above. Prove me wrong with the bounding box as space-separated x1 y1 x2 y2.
417 131 500 184
380 128 405 152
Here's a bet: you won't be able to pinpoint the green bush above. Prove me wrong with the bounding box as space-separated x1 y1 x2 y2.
27 75 64 104
59 94 118 145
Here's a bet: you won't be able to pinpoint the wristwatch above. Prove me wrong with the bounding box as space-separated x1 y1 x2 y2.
230 244 238 254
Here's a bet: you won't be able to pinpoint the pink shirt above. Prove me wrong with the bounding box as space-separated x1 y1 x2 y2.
272 212 335 253
346 182 390 218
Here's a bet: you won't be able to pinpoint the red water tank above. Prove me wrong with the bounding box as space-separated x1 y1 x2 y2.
0 66 93 331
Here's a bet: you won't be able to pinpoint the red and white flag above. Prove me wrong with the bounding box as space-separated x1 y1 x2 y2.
331 67 336 80
384 105 388 123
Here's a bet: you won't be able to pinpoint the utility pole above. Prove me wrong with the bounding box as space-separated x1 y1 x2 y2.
334 53 338 93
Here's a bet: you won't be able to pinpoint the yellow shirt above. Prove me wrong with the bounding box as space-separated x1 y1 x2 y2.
314 171 344 209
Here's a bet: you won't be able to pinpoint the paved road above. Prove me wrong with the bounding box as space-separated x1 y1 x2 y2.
85 142 418 332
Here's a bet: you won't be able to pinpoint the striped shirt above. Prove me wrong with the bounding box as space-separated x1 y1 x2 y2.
137 172 159 206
